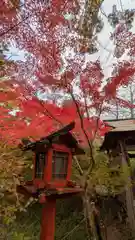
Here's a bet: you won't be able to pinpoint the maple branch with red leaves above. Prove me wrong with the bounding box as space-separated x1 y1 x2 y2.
69 88 95 172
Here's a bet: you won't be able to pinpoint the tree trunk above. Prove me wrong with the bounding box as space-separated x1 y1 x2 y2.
83 191 103 240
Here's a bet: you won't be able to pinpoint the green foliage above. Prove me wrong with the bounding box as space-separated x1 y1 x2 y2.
130 158 135 171
90 152 127 195
0 59 5 66
0 43 7 65
55 198 87 240
12 232 30 240
2 198 88 240
75 149 127 197
0 142 33 229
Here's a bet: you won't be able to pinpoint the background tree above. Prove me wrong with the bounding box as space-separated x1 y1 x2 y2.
106 4 135 119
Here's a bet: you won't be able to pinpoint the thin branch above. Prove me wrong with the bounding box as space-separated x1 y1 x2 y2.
73 156 83 176
0 15 30 37
100 7 108 19
119 0 123 11
40 100 63 126
19 81 64 127
83 88 102 143
61 218 85 240
69 89 94 171
96 39 112 53
0 2 31 38
92 102 103 143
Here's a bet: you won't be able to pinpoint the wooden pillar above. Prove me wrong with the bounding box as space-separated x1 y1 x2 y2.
40 198 56 240
119 140 135 231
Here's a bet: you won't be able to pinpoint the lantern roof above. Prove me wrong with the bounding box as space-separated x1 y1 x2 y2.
23 122 85 155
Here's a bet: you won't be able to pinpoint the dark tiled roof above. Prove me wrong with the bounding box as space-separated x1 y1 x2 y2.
100 119 135 150
104 119 135 132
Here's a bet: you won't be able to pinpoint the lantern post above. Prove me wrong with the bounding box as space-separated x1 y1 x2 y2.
40 198 56 240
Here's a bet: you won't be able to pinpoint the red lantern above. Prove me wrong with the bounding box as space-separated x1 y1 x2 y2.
17 122 84 240
33 144 73 189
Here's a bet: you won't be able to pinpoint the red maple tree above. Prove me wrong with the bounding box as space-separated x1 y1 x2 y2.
0 0 135 146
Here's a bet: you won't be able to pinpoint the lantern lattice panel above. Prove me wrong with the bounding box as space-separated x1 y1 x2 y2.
35 153 46 179
52 151 69 179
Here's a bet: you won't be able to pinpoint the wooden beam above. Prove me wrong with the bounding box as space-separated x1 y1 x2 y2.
119 140 135 232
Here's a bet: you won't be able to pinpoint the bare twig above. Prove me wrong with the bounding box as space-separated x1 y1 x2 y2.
100 7 108 19
0 8 30 37
73 156 83 176
69 90 95 179
61 218 85 240
119 0 123 11
40 100 63 126
0 1 31 38
92 102 103 143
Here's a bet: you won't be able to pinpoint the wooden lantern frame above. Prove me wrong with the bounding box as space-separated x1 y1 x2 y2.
33 144 72 189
